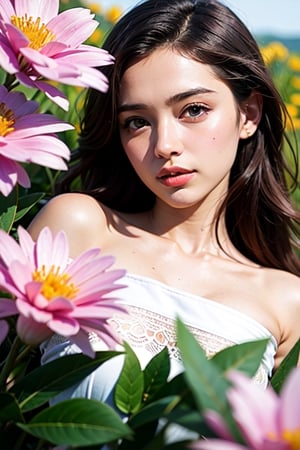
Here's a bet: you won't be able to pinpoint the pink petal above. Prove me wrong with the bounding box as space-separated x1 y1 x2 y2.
16 315 53 346
71 304 126 319
15 74 69 111
0 88 37 115
2 136 70 165
47 8 98 47
12 115 73 137
202 410 234 440
17 226 35 263
192 440 248 450
46 297 74 312
36 227 69 269
4 23 29 53
0 37 19 74
0 298 18 317
0 319 9 345
279 368 300 431
227 371 279 448
0 155 30 195
9 260 33 293
48 315 79 336
0 0 16 22
69 328 95 358
56 46 114 66
16 298 52 322
15 0 59 23
24 282 48 308
0 229 28 266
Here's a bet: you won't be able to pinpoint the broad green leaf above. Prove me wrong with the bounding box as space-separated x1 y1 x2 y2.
0 189 17 232
10 351 122 412
176 318 229 415
17 398 131 446
0 392 24 423
129 395 181 429
271 338 300 393
114 342 144 414
212 339 269 377
167 408 211 435
14 192 45 222
143 346 170 403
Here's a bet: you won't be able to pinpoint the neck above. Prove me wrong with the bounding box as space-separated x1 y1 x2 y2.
148 201 232 257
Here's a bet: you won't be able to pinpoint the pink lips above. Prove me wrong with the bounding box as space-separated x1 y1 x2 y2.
157 166 195 187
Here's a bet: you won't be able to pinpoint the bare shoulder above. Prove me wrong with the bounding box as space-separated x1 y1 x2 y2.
265 268 300 366
28 193 109 257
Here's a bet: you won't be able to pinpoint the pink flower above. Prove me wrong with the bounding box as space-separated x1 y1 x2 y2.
0 226 127 357
193 369 300 450
0 85 72 196
0 0 114 110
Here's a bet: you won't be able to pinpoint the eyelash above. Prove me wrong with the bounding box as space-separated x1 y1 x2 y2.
181 103 210 119
121 102 210 131
122 117 148 131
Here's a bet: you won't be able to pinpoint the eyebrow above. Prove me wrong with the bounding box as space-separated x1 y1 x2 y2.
117 87 215 113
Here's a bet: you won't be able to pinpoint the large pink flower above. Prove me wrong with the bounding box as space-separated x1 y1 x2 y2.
0 0 114 110
0 226 127 357
0 85 72 196
193 369 300 450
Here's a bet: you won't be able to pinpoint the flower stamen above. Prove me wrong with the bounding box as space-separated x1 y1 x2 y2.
11 14 56 50
33 264 78 300
282 428 300 449
0 103 15 136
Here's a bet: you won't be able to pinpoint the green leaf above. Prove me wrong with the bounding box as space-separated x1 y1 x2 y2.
0 189 17 232
10 350 122 412
14 192 45 222
176 318 229 415
143 346 170 403
271 338 300 393
17 398 132 446
129 395 180 429
114 342 144 414
0 392 24 423
212 338 269 377
167 408 211 435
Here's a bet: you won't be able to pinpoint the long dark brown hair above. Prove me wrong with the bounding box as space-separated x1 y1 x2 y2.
58 0 300 274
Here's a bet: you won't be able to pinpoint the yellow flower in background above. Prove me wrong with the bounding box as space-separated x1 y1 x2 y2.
260 41 288 65
291 76 300 90
288 55 300 72
285 103 300 131
106 5 123 23
290 93 300 106
89 27 104 45
286 103 298 118
86 2 103 15
290 117 300 130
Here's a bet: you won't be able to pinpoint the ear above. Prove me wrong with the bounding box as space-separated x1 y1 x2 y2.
239 91 262 139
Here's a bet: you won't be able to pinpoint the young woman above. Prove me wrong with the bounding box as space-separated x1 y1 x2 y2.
29 0 300 406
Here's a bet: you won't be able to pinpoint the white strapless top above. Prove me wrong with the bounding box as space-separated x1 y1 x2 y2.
41 272 277 403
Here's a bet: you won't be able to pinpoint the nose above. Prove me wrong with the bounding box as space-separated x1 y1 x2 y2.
153 118 183 159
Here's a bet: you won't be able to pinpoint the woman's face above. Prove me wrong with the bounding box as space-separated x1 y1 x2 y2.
118 48 248 210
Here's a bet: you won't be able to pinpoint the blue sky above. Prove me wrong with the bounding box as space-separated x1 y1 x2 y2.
97 0 300 37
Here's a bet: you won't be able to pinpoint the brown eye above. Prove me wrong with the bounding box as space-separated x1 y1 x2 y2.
181 103 210 120
124 117 148 130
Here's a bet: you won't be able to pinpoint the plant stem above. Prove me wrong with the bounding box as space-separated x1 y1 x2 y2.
0 335 22 391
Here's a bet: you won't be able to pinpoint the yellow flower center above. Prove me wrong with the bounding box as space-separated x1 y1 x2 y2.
0 102 15 136
268 428 300 449
11 14 56 50
282 428 300 449
33 265 78 301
